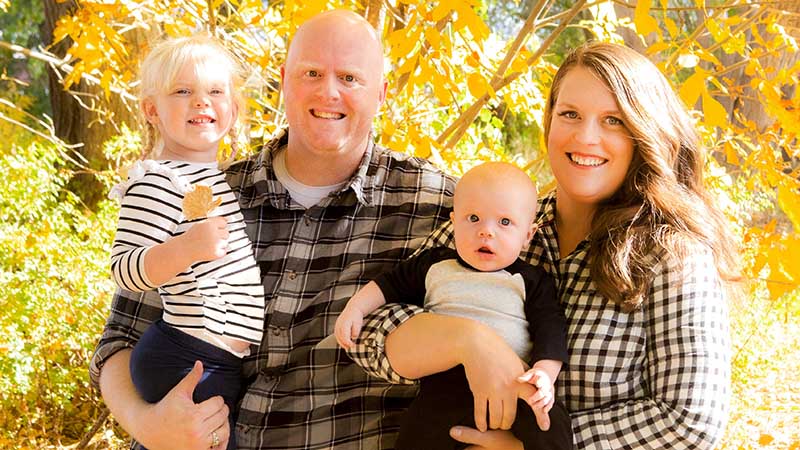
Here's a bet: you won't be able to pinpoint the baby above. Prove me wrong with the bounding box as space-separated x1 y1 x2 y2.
335 162 573 450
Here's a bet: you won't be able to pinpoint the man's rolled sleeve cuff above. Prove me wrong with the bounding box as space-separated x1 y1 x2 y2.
347 303 424 384
89 337 135 388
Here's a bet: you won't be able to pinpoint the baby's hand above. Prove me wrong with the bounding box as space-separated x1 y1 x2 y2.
334 305 364 349
517 369 555 431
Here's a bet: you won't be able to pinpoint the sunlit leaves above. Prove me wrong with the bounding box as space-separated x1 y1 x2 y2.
633 1 659 38
0 139 119 443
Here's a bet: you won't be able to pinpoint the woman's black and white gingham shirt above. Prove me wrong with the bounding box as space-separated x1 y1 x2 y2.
354 191 731 450
91 130 456 450
109 160 265 352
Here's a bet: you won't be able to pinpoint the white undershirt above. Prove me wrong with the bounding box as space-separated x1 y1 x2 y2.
273 147 347 209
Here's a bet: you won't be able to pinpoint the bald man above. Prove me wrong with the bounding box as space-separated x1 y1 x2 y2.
91 10 455 450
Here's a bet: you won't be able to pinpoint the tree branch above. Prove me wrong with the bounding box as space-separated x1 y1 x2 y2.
0 39 137 103
437 0 588 149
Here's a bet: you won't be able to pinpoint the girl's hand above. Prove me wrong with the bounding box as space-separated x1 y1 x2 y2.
179 216 229 262
449 426 523 450
461 324 527 431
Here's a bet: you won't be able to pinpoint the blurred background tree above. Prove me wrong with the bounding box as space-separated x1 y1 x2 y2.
0 0 798 448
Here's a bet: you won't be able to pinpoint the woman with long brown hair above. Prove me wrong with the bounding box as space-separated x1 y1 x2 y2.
354 41 738 450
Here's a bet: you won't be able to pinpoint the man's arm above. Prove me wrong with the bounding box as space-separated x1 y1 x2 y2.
90 288 229 449
100 351 230 450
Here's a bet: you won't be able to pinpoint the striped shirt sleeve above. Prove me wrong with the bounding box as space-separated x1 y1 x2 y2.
110 171 182 292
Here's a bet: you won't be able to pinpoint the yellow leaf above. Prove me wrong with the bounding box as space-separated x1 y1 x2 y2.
678 70 706 108
430 2 452 22
396 54 419 77
706 18 724 43
100 69 113 99
701 92 727 128
388 26 420 60
766 260 795 301
646 41 671 55
777 183 800 232
425 27 441 48
664 17 678 38
433 79 452 105
467 73 488 99
510 54 528 73
724 142 739 165
784 236 800 284
758 434 775 446
695 48 721 66
634 1 659 37
382 118 396 136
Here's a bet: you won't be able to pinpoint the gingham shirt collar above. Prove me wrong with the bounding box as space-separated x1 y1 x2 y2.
233 128 376 210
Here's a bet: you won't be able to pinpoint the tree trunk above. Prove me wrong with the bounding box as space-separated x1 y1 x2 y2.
41 0 143 209
731 1 799 132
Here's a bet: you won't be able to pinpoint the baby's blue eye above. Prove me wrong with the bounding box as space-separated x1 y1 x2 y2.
500 218 511 226
469 214 479 223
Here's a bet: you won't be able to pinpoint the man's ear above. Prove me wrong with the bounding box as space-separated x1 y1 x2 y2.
378 78 388 107
142 98 159 124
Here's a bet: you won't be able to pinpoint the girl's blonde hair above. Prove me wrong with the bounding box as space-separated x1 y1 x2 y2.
543 42 740 312
139 34 246 162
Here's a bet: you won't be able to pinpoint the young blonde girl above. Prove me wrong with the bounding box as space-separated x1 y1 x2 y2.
108 34 263 450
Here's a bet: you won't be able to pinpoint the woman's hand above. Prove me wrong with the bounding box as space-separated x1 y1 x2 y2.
461 323 527 431
449 426 523 450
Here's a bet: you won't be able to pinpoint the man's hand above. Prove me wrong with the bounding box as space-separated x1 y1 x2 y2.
139 361 231 450
334 305 365 349
449 426 523 450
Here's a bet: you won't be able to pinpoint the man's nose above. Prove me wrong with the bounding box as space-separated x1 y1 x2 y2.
316 75 341 101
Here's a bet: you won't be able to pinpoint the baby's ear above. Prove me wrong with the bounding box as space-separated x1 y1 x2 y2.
523 222 538 249
449 211 455 222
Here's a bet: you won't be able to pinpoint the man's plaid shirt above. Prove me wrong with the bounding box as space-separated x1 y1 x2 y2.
353 192 731 450
90 130 455 449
